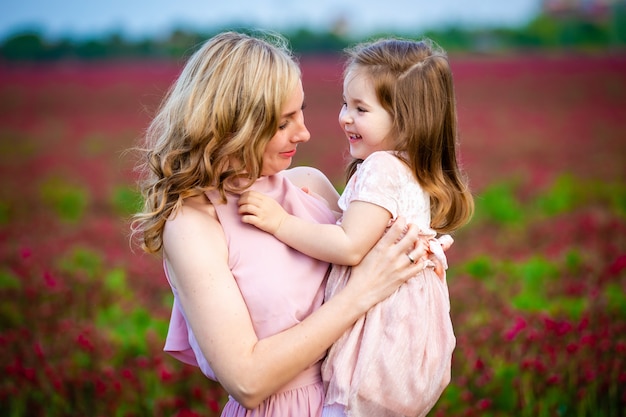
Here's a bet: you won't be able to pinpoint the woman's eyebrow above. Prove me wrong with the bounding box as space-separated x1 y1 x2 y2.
281 99 305 118
281 109 298 119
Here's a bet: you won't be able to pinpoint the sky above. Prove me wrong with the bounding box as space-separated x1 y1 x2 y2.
1 0 543 41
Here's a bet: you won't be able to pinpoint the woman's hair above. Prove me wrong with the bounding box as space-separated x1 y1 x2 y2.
131 31 301 253
343 37 474 233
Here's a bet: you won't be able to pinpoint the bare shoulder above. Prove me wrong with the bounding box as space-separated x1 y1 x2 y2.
164 194 218 234
163 194 227 278
284 166 340 210
284 166 328 188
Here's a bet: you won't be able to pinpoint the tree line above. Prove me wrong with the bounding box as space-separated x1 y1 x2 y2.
2 11 626 61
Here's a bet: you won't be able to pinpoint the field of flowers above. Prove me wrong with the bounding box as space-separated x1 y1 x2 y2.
0 51 625 416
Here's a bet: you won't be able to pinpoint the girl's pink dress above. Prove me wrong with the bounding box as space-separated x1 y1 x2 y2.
163 173 337 417
322 151 456 417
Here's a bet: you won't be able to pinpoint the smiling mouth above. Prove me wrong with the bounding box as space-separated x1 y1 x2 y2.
348 133 362 143
281 149 296 157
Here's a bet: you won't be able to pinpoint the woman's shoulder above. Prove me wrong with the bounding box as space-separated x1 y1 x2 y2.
284 165 338 193
283 166 328 187
164 194 220 240
162 193 229 290
284 166 340 213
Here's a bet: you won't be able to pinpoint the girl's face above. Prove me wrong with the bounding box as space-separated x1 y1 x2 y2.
262 80 310 176
338 69 394 160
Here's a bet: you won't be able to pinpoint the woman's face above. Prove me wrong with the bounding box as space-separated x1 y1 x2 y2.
261 80 310 176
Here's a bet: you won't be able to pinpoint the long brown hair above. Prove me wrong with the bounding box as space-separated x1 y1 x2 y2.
131 31 301 253
343 38 474 233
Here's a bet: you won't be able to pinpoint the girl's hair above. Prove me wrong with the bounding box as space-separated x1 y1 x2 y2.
131 31 301 253
343 38 474 233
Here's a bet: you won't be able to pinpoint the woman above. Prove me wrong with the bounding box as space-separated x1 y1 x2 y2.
132 31 429 416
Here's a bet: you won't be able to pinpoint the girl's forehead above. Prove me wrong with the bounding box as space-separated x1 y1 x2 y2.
344 67 366 82
344 69 372 91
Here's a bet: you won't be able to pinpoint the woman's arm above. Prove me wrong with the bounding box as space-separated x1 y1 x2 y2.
164 198 425 408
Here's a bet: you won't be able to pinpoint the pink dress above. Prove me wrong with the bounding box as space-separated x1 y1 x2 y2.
322 151 456 417
163 173 337 417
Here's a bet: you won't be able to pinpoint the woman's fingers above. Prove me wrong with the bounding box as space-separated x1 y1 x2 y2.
379 219 427 281
406 238 428 265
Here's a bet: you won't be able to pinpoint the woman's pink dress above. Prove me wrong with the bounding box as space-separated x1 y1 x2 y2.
163 173 337 417
322 151 456 417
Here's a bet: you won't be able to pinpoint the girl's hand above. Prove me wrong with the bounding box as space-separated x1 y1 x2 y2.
238 191 287 235
424 234 453 281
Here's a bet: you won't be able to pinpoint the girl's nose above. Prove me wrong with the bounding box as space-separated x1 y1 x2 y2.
338 106 352 125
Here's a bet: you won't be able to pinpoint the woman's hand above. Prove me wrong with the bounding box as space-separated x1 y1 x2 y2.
342 217 428 311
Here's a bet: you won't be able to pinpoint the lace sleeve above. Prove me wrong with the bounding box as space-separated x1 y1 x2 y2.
339 152 406 219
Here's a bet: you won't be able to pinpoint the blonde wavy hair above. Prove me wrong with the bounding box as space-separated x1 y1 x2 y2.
131 31 301 254
343 38 474 233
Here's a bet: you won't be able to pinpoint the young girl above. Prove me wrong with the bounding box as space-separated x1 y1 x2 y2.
239 37 474 417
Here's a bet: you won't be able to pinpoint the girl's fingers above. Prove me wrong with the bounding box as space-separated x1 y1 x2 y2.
382 216 408 244
390 219 420 252
238 190 261 206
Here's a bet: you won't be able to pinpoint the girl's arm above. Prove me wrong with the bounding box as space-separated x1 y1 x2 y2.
239 191 391 265
240 166 390 265
164 199 426 409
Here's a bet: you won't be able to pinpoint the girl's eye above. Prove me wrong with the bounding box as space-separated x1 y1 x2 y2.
357 107 366 113
279 121 288 130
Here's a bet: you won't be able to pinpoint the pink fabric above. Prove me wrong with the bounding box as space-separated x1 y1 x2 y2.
163 173 337 416
221 364 324 417
322 151 456 417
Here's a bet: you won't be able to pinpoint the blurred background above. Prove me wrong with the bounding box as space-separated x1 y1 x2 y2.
1 1 625 416
2 0 626 59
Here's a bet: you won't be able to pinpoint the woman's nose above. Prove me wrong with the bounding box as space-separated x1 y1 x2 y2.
294 120 310 143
